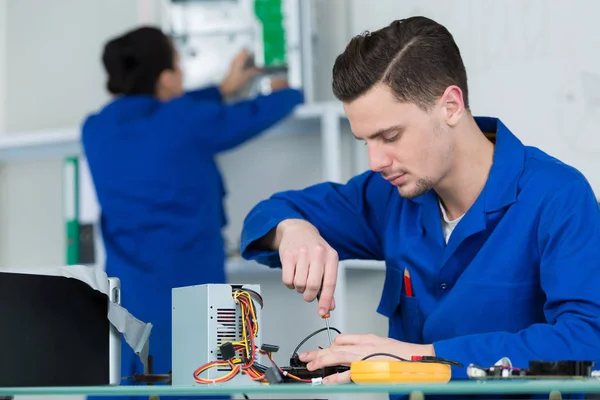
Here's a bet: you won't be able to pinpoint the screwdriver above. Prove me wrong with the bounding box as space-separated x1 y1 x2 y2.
316 289 333 346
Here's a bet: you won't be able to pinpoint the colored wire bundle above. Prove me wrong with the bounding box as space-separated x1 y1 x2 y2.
192 289 312 384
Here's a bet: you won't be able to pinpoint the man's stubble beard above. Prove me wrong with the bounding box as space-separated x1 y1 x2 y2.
396 177 435 199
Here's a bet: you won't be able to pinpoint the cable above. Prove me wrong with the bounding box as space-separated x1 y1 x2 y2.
192 289 342 385
292 326 342 357
193 290 262 384
233 288 264 309
264 351 311 383
361 353 408 361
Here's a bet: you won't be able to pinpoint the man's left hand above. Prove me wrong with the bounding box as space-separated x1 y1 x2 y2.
298 333 435 384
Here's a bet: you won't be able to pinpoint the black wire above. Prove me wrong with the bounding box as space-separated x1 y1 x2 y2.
292 326 342 356
243 395 250 399
361 353 409 361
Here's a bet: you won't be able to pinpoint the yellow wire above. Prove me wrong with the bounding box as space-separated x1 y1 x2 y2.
240 292 250 357
196 290 263 384
249 293 258 338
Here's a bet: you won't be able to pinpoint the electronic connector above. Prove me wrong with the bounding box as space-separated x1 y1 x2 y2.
264 366 283 384
260 344 279 354
220 342 236 360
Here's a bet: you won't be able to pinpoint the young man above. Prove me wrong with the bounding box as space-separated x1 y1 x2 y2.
240 16 600 386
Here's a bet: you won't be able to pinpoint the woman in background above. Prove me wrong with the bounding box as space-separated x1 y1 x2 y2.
82 26 303 399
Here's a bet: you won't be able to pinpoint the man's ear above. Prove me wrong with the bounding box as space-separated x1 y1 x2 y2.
440 85 464 127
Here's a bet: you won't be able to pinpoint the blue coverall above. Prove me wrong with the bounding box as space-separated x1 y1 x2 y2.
82 85 304 399
241 117 600 400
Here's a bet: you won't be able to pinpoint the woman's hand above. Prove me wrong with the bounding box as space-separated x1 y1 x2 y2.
298 334 435 384
219 49 261 96
269 77 289 92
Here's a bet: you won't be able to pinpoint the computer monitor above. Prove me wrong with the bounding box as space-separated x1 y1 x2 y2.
0 270 121 387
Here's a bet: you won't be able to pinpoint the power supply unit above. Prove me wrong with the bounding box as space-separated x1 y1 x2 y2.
172 283 265 386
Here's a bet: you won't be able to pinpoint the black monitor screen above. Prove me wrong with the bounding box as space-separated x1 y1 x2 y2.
0 272 109 387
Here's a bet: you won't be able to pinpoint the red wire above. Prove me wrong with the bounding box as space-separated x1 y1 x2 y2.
196 292 314 385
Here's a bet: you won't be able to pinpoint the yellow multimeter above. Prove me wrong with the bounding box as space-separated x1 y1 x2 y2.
349 355 460 384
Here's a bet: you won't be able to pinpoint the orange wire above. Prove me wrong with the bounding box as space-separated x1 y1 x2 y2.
191 291 318 385
193 291 262 384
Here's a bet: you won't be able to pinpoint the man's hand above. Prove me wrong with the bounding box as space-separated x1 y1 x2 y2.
219 49 261 96
276 219 338 316
298 334 435 384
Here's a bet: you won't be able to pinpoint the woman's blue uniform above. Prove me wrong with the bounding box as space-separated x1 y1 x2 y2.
81 86 303 399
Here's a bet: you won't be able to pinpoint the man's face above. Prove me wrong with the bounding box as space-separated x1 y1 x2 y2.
344 83 454 199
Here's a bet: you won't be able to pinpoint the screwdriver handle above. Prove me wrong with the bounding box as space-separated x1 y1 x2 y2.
317 289 332 315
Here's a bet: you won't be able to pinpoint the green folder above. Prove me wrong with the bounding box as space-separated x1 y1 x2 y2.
63 156 79 265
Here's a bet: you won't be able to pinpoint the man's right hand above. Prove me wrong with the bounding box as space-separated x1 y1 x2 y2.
275 219 338 317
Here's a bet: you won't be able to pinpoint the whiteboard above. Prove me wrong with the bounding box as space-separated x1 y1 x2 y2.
349 0 600 196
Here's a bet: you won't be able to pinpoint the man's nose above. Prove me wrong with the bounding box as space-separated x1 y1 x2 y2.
368 145 392 172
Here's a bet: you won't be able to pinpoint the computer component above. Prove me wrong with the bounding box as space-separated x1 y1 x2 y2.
467 358 594 379
0 271 113 386
171 283 358 386
172 283 266 386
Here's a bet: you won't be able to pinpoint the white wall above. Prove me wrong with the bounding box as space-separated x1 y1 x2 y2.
0 0 6 135
4 0 144 133
311 0 353 102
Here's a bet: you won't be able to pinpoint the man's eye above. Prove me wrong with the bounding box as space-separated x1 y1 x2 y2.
382 134 399 143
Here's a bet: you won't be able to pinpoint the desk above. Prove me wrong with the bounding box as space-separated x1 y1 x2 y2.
0 379 600 398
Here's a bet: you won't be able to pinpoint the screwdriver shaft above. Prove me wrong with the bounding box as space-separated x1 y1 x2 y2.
317 288 333 346
324 316 333 345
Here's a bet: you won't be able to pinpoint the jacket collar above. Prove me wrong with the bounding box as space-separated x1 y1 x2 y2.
411 116 525 213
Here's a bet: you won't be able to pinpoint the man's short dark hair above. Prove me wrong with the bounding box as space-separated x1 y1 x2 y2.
332 16 469 111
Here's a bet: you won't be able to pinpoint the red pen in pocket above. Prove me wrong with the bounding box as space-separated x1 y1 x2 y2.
403 268 413 297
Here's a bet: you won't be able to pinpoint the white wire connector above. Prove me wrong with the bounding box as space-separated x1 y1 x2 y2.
281 371 288 376
311 377 323 385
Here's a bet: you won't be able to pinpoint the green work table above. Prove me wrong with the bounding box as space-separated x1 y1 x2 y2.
1 379 600 397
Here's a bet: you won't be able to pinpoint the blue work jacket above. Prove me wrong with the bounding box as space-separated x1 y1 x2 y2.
241 117 600 397
82 85 303 398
